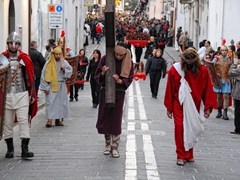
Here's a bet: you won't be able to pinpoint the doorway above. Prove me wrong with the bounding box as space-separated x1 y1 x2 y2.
8 0 15 34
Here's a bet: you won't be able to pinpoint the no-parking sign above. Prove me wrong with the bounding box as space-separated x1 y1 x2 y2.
48 4 64 29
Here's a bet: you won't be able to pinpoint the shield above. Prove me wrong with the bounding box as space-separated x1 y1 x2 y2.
0 64 9 140
204 59 221 88
65 55 79 86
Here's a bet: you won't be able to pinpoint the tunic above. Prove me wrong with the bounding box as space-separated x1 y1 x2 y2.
164 64 214 160
40 59 72 119
94 55 134 134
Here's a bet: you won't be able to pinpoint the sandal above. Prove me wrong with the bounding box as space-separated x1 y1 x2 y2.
55 119 64 126
111 146 120 158
187 159 194 162
46 119 52 127
103 144 111 155
176 159 184 166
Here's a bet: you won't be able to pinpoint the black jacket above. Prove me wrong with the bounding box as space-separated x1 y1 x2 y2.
29 48 45 78
86 58 99 81
145 56 167 76
144 42 157 59
237 48 240 59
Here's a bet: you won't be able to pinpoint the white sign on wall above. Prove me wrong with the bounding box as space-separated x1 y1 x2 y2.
84 0 94 6
48 4 64 29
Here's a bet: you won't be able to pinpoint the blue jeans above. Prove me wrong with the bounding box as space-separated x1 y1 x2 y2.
96 33 101 43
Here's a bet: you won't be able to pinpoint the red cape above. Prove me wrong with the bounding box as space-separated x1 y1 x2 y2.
2 50 38 123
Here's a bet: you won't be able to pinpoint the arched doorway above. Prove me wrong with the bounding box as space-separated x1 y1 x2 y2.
8 0 15 34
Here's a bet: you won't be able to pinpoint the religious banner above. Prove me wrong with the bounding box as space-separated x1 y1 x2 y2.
204 59 221 88
0 64 9 140
65 55 79 86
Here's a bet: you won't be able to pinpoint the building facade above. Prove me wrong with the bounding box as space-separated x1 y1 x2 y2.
176 0 240 50
0 0 85 55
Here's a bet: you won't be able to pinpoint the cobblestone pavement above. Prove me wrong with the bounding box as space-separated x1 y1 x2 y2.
0 41 239 180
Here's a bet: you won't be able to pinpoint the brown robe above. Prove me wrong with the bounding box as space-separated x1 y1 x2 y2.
94 55 134 134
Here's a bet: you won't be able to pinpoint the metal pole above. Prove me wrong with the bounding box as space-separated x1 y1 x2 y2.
105 0 116 107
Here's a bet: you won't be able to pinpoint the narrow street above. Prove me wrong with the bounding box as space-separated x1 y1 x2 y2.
0 40 239 180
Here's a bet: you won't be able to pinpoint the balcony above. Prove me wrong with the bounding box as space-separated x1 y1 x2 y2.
179 0 192 4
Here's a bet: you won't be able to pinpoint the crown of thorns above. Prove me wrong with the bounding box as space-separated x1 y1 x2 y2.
181 50 198 64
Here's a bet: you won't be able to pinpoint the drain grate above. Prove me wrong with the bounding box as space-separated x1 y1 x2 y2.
122 130 166 136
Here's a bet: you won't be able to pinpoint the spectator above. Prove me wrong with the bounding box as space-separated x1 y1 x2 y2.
29 41 46 98
83 26 89 51
204 40 213 56
236 41 240 59
229 57 240 134
197 39 207 60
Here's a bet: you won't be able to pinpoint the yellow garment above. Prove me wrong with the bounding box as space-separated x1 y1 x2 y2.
44 46 62 92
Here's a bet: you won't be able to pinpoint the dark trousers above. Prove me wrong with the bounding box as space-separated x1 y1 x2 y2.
90 78 101 105
167 36 173 46
70 84 79 99
135 47 143 63
35 77 40 97
234 99 240 133
149 71 161 97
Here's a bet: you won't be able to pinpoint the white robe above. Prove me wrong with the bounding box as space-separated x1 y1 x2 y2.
173 62 205 151
40 59 72 119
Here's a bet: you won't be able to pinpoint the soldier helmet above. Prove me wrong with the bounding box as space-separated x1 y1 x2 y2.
220 39 227 51
58 30 65 43
6 31 21 45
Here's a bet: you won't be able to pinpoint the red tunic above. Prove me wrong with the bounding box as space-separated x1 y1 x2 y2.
164 64 215 160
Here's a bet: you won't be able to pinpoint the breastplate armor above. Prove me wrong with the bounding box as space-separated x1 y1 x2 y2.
7 59 26 93
215 56 231 84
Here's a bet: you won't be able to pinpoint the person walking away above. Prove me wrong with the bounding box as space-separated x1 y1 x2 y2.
96 22 103 44
164 48 214 166
91 21 97 44
29 41 46 99
86 49 101 108
0 32 38 158
40 46 73 127
157 33 166 55
134 44 143 72
145 49 167 99
94 44 134 158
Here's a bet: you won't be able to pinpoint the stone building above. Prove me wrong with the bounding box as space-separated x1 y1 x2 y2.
0 0 85 55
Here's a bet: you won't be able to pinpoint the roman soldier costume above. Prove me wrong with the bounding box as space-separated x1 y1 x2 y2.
0 32 37 158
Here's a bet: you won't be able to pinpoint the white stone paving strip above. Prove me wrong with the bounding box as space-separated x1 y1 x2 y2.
125 82 137 180
125 81 160 180
136 81 160 180
128 82 135 120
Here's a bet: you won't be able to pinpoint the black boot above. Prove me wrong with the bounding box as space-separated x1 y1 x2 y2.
216 107 222 118
5 138 14 158
21 138 34 158
222 108 229 120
